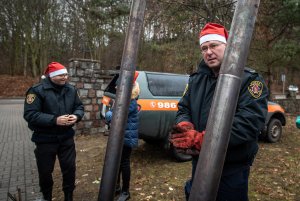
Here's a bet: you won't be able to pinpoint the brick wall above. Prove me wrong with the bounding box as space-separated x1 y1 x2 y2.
67 58 116 135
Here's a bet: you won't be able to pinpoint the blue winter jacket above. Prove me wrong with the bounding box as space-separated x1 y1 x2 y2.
105 99 139 148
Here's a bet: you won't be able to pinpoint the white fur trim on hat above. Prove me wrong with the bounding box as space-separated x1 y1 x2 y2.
49 69 68 77
199 34 227 45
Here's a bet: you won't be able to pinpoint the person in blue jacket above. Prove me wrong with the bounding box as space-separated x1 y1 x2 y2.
24 62 84 201
170 23 268 201
105 72 140 201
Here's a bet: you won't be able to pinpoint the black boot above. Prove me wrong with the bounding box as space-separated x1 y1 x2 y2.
117 191 130 201
64 191 73 201
42 192 52 201
115 184 121 196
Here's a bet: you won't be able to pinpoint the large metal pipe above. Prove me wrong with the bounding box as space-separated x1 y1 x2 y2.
97 1 146 200
188 0 261 200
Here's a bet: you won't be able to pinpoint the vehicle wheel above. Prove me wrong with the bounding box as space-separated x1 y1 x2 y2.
170 145 192 162
266 118 282 143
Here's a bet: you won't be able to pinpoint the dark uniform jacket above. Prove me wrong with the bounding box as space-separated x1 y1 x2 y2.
175 60 268 165
24 77 84 143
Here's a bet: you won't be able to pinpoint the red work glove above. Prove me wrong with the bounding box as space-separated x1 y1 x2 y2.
171 130 205 150
170 121 194 148
173 121 194 133
194 131 205 150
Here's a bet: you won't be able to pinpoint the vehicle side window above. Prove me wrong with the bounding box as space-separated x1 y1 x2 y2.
104 75 119 97
146 73 189 96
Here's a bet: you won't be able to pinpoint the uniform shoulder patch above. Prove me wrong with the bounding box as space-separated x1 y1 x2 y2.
26 93 36 104
248 81 263 98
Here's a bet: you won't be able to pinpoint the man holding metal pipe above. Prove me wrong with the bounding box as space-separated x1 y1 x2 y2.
170 23 268 201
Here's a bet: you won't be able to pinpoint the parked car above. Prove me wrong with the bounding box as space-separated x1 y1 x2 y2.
100 71 286 161
288 85 299 93
260 101 286 143
287 85 299 98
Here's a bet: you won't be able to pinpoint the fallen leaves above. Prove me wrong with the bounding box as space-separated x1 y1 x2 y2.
0 75 38 97
51 116 300 201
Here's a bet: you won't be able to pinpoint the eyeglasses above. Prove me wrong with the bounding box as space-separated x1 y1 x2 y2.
200 43 223 53
57 74 68 77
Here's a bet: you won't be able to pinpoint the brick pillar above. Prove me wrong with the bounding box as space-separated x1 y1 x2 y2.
68 58 115 135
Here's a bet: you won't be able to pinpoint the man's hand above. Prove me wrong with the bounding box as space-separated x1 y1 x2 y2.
174 121 194 132
56 114 77 126
170 129 205 150
56 115 69 126
67 114 78 125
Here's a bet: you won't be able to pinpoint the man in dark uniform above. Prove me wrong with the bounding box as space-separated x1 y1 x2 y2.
170 23 268 201
24 62 84 201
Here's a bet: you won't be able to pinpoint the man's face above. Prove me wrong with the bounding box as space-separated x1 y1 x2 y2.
50 73 68 85
200 40 226 73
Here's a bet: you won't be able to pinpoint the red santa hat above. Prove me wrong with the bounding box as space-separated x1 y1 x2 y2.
133 71 139 83
43 62 68 78
199 23 229 45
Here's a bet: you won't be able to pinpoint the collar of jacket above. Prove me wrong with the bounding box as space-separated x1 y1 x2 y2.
190 59 215 77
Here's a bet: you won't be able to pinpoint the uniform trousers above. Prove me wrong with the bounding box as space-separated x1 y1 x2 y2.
34 137 76 197
185 158 250 201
